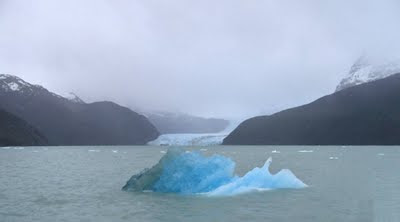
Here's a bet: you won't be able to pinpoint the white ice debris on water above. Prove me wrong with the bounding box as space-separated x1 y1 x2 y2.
88 149 100 152
298 150 313 153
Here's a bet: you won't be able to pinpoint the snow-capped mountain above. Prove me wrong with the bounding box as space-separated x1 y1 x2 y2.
0 74 46 94
224 73 400 145
0 74 84 103
336 56 400 92
0 74 159 145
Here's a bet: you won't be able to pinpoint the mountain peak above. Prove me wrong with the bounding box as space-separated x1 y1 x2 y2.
0 74 32 92
0 74 86 104
336 56 400 92
0 73 46 93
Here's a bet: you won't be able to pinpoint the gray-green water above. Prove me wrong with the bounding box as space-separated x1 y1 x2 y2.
0 146 399 222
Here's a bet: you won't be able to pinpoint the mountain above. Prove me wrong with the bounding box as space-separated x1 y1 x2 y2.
0 74 159 145
146 112 229 134
0 108 48 146
336 56 400 92
223 73 400 145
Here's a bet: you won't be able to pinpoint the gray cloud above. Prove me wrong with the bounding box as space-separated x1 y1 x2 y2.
1 0 399 119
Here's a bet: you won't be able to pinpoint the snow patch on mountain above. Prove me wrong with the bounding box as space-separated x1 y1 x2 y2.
8 82 20 91
62 92 85 104
336 56 400 92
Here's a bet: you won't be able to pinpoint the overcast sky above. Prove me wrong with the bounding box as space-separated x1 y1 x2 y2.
1 0 400 119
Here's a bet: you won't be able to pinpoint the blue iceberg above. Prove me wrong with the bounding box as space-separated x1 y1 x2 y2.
122 149 307 196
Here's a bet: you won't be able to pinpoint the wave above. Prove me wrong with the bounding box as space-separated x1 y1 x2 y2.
122 149 307 196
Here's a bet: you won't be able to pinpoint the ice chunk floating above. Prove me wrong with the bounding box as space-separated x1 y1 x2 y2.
122 150 307 196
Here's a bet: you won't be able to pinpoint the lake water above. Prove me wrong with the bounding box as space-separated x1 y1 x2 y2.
1 146 399 222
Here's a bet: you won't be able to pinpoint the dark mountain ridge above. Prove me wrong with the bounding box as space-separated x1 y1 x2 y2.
0 108 48 146
0 74 159 145
223 73 400 145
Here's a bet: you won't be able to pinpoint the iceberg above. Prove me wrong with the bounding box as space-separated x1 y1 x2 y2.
122 150 307 196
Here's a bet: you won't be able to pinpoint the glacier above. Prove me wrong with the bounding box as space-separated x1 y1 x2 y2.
147 121 241 146
122 150 307 196
147 133 227 146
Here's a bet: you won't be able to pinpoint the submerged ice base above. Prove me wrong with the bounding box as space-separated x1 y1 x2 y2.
122 150 307 196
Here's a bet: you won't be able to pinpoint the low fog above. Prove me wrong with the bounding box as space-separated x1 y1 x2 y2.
1 0 399 119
